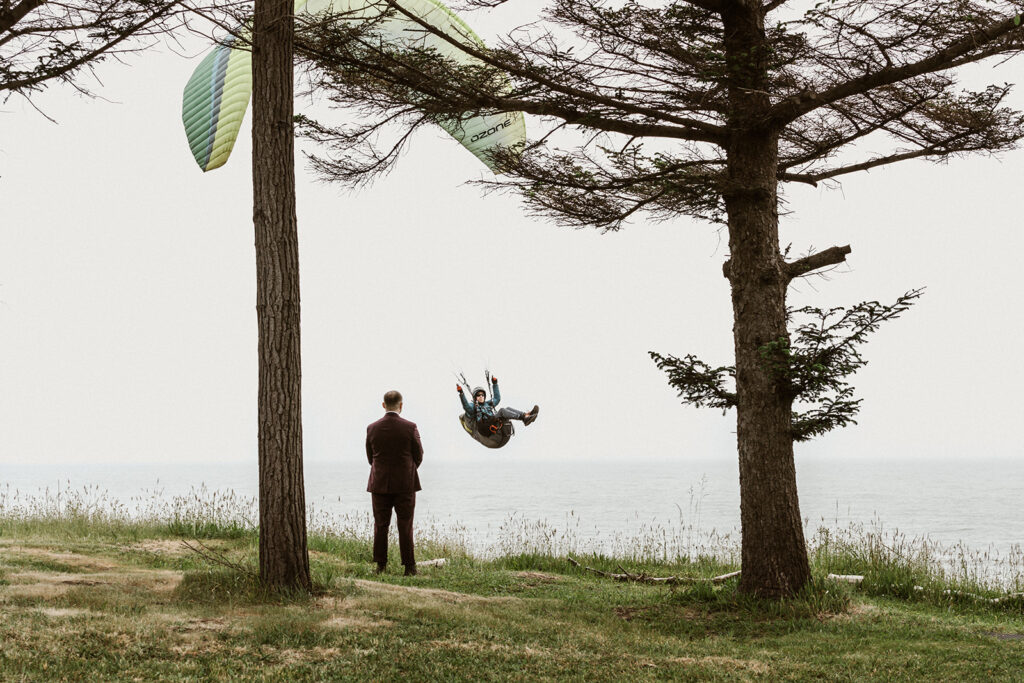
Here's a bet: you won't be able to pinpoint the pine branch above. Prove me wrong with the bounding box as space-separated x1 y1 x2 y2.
769 11 1024 127
785 245 852 280
680 0 723 12
649 351 737 411
375 0 728 143
295 0 1024 232
0 0 45 35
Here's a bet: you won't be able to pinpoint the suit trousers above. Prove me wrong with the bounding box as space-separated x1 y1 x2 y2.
371 491 416 567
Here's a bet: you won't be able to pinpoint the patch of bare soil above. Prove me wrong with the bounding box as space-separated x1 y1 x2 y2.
308 550 338 560
169 642 230 656
2 571 105 599
8 547 118 572
107 569 183 595
614 605 655 621
175 617 230 633
161 616 235 655
36 607 92 618
429 638 513 653
515 571 561 582
353 578 520 606
277 647 343 663
515 571 563 588
665 656 770 674
322 614 392 631
984 632 1024 641
614 603 713 623
133 540 190 556
826 602 878 622
428 638 550 657
1 567 182 602
849 602 878 616
315 595 392 630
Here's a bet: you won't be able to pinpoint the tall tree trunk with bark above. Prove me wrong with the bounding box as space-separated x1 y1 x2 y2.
722 2 810 598
252 0 311 592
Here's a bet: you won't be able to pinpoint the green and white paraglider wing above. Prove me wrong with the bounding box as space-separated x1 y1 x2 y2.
181 0 525 173
182 34 253 172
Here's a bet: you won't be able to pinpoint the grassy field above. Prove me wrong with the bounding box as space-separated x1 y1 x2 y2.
1 493 1023 681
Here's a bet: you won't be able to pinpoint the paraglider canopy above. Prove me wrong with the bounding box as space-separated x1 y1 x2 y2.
181 0 526 173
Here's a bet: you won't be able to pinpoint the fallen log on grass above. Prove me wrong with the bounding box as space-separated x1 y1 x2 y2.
827 574 865 584
416 558 447 568
567 556 740 585
825 574 923 591
826 574 1024 603
941 589 1024 605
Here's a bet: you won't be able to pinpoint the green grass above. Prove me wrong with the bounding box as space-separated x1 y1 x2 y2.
2 488 1023 680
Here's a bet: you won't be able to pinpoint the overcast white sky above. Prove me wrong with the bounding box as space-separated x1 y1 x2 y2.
2 6 1023 469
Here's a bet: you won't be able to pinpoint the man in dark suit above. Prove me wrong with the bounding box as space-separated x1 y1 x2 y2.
366 390 423 576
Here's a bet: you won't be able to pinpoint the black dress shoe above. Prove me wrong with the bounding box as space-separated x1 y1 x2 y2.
375 563 386 574
404 565 417 576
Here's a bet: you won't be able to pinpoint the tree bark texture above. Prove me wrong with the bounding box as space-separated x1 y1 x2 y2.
722 2 811 598
252 0 311 592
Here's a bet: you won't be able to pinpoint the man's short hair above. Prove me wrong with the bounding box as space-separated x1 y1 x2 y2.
383 390 403 409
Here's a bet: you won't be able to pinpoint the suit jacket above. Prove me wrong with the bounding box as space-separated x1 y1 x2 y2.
366 412 423 493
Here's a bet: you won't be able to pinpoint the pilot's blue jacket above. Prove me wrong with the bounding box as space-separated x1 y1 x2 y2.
459 379 501 423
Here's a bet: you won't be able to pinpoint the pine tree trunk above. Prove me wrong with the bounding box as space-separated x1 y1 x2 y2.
252 0 311 592
725 134 811 598
722 3 811 598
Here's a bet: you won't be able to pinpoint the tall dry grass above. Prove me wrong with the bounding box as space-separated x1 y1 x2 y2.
2 482 1022 601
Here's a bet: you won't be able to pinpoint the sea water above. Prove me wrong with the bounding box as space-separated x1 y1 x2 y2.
2 456 1020 567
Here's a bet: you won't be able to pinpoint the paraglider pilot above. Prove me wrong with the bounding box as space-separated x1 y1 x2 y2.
458 377 538 435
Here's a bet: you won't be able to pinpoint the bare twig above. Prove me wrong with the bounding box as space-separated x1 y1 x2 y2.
181 539 258 578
